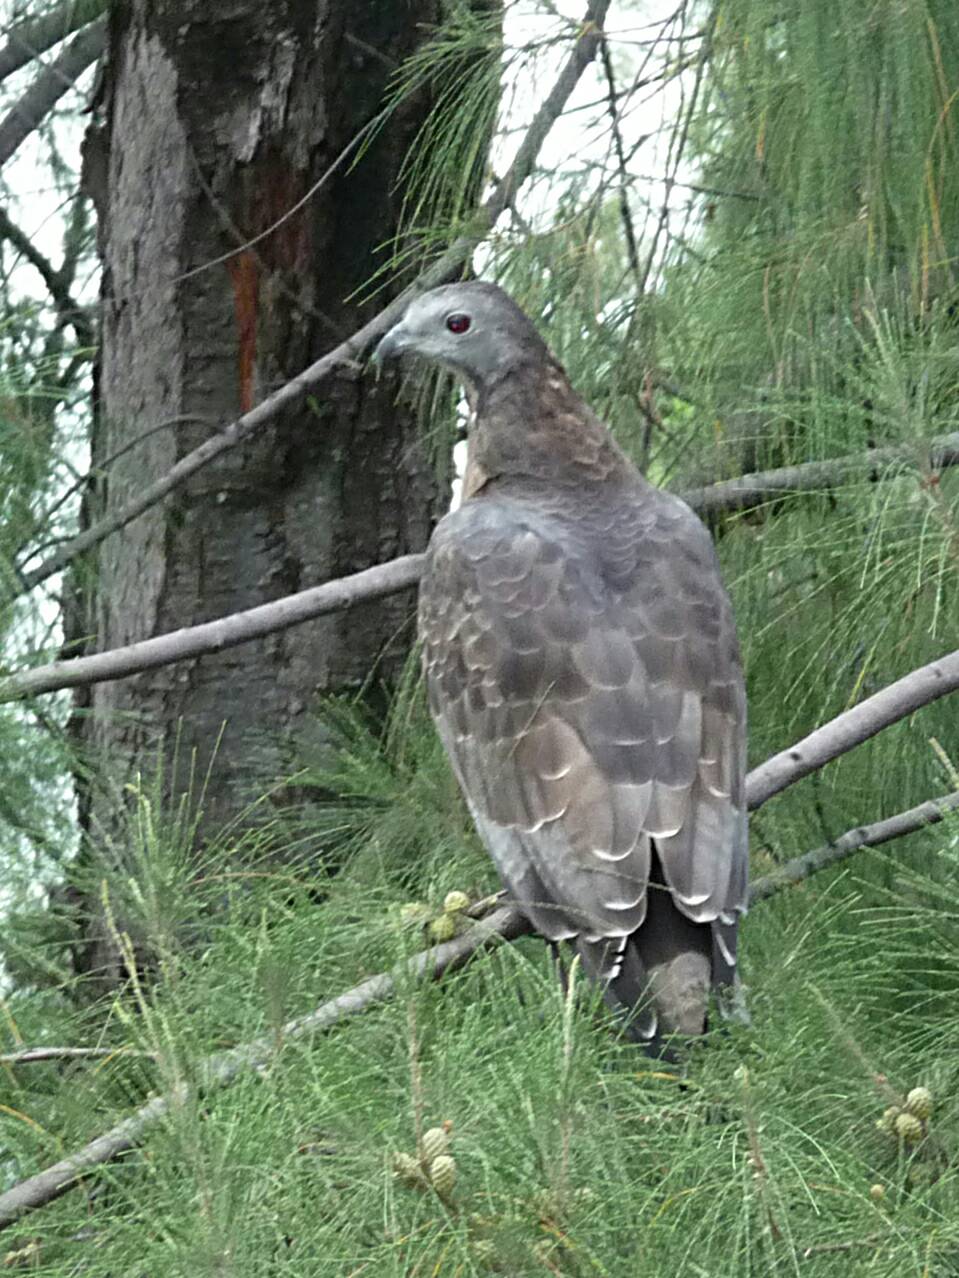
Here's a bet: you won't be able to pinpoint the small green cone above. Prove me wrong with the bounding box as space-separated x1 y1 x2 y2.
905 1087 933 1120
421 1125 450 1163
877 1105 901 1134
428 913 457 943
393 1152 427 1187
894 1111 923 1145
429 1153 457 1198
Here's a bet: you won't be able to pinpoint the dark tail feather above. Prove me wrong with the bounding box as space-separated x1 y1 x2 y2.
574 932 660 1046
574 857 718 1058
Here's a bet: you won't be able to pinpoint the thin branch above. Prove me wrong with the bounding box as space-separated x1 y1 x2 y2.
1 1047 156 1066
55 183 89 296
638 8 712 293
748 790 959 904
12 0 611 599
0 554 427 701
26 417 216 553
175 114 383 288
600 36 641 281
0 202 93 346
684 432 959 516
0 905 530 1231
0 16 105 171
798 1236 884 1260
628 171 761 201
0 0 105 85
184 141 342 339
746 649 959 810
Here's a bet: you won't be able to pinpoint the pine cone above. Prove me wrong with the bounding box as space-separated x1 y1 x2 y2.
428 913 457 942
421 1126 450 1163
894 1111 923 1145
429 1153 457 1198
905 1087 933 1120
877 1105 901 1134
393 1152 427 1187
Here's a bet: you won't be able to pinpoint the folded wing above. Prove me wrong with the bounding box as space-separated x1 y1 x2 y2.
419 490 747 1034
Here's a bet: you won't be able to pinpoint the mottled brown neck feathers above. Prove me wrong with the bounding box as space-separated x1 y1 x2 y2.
463 359 634 498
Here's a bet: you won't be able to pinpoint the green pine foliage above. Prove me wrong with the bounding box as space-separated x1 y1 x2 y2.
2 715 959 1274
382 0 503 272
662 0 959 474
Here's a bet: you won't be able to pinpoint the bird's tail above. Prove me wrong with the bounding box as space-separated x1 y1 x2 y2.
574 854 723 1058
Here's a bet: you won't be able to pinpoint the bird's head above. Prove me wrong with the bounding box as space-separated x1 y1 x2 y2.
373 281 551 392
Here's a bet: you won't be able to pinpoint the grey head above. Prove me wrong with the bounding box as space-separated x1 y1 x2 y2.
373 281 551 391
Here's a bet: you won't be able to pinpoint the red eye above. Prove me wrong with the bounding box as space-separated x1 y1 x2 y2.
446 312 471 334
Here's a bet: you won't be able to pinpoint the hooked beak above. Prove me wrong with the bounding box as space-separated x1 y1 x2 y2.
372 322 411 364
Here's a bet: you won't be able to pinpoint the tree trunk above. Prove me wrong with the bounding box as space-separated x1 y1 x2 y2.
68 0 484 983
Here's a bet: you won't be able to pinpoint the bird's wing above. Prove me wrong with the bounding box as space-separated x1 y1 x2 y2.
419 490 747 954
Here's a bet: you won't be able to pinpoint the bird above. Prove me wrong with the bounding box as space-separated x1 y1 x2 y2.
374 281 747 1055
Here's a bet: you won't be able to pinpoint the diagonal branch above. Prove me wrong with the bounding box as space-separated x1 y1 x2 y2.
0 554 426 701
12 0 611 598
0 16 105 171
1 1046 157 1066
2 772 957 1231
745 649 959 810
599 35 641 282
748 789 959 903
683 432 959 516
638 7 712 293
0 202 93 346
0 0 105 85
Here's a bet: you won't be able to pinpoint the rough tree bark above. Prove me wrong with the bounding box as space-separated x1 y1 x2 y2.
68 1 493 981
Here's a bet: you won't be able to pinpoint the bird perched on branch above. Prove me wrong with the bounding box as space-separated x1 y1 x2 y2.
375 282 747 1055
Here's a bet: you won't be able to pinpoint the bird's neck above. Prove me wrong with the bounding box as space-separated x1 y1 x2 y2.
462 360 635 500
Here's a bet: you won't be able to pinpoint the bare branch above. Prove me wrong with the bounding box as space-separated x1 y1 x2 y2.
0 16 105 171
798 1236 884 1260
0 905 530 1231
0 202 93 345
684 432 959 517
0 555 427 701
638 9 712 292
749 790 959 904
746 650 959 810
12 1 611 598
0 0 105 85
29 416 216 548
0 1047 156 1066
600 36 641 281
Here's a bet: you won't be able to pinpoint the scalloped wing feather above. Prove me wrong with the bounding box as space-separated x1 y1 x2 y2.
419 485 747 1035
